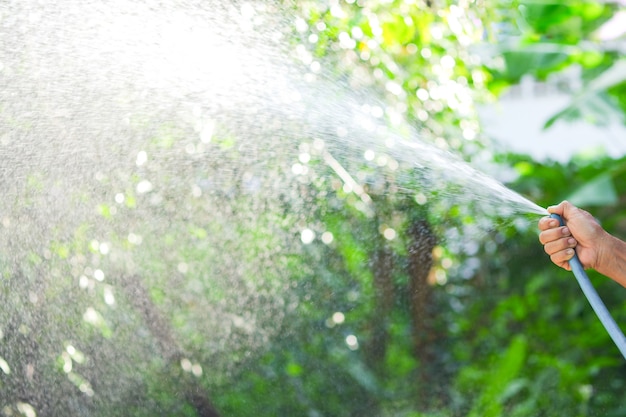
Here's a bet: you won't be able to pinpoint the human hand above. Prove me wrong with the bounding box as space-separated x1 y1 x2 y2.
538 201 607 271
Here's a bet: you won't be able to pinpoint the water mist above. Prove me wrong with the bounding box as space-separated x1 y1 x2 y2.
0 0 548 414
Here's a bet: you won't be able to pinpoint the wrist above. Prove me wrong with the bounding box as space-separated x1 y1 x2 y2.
595 234 626 287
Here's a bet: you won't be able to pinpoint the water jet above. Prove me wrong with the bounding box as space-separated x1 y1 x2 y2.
0 1 594 415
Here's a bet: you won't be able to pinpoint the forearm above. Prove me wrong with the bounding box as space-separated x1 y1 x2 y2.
596 235 626 288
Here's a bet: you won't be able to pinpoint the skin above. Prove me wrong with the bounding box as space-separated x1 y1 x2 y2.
538 201 626 288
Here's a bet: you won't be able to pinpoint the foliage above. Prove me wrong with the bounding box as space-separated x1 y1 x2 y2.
209 1 626 416
486 0 626 128
1 1 626 417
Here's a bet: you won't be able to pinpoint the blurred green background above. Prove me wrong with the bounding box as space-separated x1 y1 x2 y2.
2 1 626 416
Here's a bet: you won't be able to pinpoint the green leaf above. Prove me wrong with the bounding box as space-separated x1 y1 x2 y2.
286 362 303 377
502 50 569 81
381 14 415 46
468 335 528 417
545 60 626 128
98 204 112 219
567 173 618 206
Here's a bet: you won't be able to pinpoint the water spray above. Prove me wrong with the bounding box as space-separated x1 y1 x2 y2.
550 213 626 359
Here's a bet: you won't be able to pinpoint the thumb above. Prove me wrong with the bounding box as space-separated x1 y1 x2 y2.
547 200 577 220
547 201 565 216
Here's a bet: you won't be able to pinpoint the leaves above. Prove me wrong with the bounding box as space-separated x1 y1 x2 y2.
468 335 528 417
545 59 626 128
567 173 618 206
2 1 626 416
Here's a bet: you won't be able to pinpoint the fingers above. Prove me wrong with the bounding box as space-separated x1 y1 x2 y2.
539 228 576 270
551 249 575 271
538 225 571 244
543 235 576 255
541 201 581 271
538 216 559 232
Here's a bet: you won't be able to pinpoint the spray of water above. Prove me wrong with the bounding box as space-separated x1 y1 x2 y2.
0 0 547 413
0 0 547 216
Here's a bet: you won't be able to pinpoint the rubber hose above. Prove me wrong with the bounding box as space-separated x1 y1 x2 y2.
550 213 626 360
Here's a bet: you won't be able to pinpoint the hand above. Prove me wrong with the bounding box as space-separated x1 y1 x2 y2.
538 201 607 271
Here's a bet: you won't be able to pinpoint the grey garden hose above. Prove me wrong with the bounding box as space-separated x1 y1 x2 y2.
551 213 626 360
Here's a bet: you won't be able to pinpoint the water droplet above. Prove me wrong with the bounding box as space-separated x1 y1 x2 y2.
17 402 36 417
93 269 105 282
292 163 304 175
0 357 11 375
441 55 455 69
294 17 307 33
415 193 427 205
128 233 143 245
345 335 359 350
435 269 447 285
136 150 147 166
312 138 325 150
332 312 345 324
383 228 396 240
62 352 72 373
191 363 203 377
200 120 215 143
99 242 110 255
177 262 189 274
136 180 153 194
300 228 315 244
104 287 115 305
181 358 192 372
79 275 89 289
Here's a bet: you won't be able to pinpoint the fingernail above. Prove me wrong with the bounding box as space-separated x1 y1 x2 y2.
568 238 576 245
562 227 570 235
550 220 558 227
566 248 574 256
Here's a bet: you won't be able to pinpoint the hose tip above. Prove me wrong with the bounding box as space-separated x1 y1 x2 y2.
549 213 564 226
